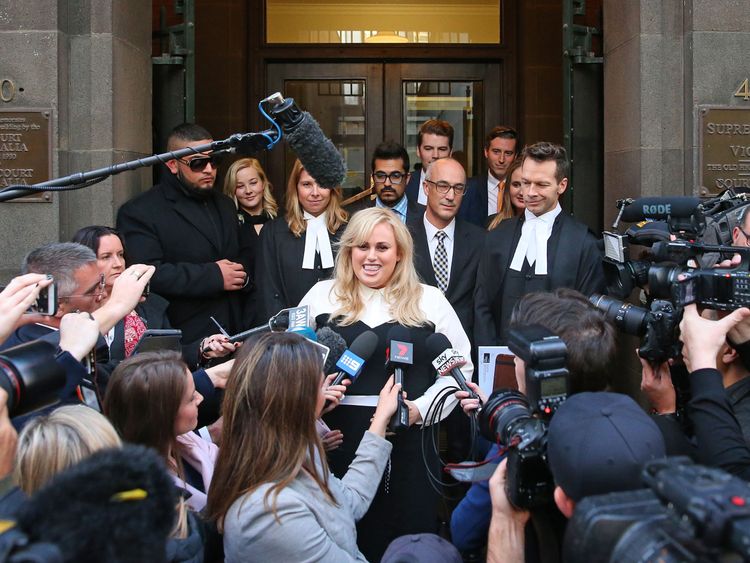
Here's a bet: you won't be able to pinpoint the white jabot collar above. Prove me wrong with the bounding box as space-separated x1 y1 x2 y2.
509 204 562 275
303 211 334 270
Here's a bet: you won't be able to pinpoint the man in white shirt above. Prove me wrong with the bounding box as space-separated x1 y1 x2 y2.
460 126 519 227
473 142 606 345
405 120 454 206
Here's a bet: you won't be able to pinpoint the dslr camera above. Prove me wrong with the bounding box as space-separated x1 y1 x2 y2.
478 325 569 509
565 456 750 562
594 194 750 363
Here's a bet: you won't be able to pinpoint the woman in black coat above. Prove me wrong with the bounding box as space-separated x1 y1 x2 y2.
256 159 348 320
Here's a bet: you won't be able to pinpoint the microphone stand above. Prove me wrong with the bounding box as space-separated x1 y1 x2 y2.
0 129 279 203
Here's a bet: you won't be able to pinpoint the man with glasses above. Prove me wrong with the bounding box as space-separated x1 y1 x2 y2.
474 142 606 345
117 123 251 344
347 141 424 223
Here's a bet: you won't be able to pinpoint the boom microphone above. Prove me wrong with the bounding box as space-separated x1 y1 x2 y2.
425 333 476 398
620 197 702 223
266 93 347 189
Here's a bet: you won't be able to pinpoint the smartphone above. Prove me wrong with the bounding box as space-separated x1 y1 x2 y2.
29 280 58 316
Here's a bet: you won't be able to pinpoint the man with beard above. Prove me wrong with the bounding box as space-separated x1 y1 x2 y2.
117 123 251 346
347 141 424 223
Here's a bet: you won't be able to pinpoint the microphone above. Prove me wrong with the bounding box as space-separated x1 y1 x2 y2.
328 330 378 387
316 327 349 375
620 197 702 223
386 326 413 432
425 333 477 398
266 93 346 189
223 305 311 346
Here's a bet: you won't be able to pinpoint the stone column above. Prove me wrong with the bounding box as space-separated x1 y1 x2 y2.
0 1 151 282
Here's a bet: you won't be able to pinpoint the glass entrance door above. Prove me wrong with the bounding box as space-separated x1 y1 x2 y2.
266 61 503 199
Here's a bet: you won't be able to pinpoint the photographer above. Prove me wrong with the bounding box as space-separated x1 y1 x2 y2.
487 392 666 563
451 288 614 555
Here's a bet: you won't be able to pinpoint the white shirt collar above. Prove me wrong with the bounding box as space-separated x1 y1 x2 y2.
487 172 500 190
423 214 456 241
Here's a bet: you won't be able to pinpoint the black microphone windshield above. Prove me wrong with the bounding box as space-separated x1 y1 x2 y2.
348 330 379 362
316 327 347 374
620 197 701 223
284 111 346 190
425 332 453 359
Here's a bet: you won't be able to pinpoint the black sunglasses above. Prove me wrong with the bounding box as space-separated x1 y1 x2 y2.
177 154 220 172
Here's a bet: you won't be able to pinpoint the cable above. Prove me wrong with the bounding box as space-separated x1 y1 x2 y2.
258 99 282 148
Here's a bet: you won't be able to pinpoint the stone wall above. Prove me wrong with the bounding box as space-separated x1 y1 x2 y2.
0 0 151 282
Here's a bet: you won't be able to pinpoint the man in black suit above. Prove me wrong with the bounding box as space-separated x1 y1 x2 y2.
474 142 606 346
404 120 454 205
460 126 519 227
407 157 484 344
117 123 250 345
347 140 424 223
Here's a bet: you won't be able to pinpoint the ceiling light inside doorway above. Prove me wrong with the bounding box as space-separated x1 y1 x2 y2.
364 31 409 43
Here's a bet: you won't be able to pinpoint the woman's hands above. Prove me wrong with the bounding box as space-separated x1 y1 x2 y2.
0 273 53 345
200 334 240 360
368 375 404 437
454 381 488 416
320 373 350 415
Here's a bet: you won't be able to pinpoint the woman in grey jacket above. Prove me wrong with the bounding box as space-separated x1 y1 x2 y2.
205 331 402 562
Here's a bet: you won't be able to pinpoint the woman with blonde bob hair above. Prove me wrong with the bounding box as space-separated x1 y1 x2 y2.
256 159 348 319
299 207 473 561
15 405 121 495
206 331 401 562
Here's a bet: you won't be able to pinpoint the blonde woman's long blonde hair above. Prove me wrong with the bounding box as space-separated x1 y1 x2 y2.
14 405 122 495
223 157 278 219
331 207 428 327
285 159 348 237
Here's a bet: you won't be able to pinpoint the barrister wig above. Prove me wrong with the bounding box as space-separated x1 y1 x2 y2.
205 332 332 529
285 159 348 238
223 157 279 219
330 207 428 328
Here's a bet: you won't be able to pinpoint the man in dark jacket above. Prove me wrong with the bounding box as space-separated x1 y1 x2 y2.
117 123 251 345
473 142 606 345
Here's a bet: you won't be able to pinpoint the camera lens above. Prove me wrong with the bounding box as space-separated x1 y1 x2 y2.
590 294 648 336
0 340 66 417
479 389 532 445
648 265 684 299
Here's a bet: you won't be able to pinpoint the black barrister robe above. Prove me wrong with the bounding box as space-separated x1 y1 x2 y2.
473 212 606 346
116 173 252 344
255 216 345 321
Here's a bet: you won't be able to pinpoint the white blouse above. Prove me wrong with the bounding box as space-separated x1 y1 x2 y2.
299 280 474 425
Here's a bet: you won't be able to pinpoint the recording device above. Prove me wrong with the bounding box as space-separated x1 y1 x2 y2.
386 326 412 433
328 330 378 387
27 279 57 316
599 194 750 362
426 332 476 397
0 339 66 417
564 457 750 562
200 305 311 355
315 327 348 375
478 325 569 508
131 329 183 355
0 445 178 562
265 93 347 189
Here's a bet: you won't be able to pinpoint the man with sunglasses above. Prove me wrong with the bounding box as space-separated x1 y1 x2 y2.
117 123 252 345
346 141 424 223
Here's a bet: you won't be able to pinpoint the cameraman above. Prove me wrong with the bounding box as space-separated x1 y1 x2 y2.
675 303 750 480
451 288 614 554
487 392 666 563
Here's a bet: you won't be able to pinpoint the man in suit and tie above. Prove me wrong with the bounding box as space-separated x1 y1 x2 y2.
347 140 424 223
460 126 519 227
407 157 484 344
117 123 251 344
473 141 606 346
405 120 454 206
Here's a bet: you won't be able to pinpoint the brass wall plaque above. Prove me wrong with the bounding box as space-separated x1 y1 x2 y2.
700 106 750 194
0 110 52 202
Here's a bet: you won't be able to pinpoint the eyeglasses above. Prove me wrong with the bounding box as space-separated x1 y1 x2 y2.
177 154 219 172
62 274 106 300
739 225 750 246
372 171 407 185
424 179 467 195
